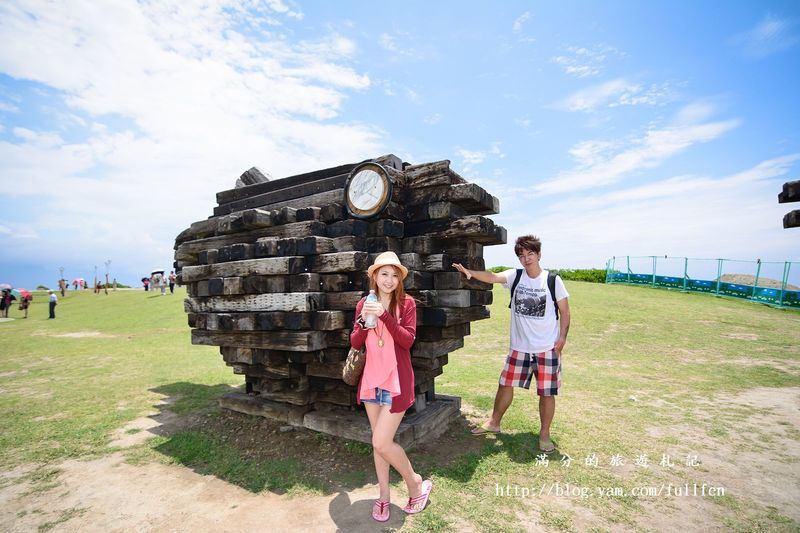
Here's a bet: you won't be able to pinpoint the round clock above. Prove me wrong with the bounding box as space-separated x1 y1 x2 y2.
344 162 393 219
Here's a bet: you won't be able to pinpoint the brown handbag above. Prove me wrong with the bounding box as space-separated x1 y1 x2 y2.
342 346 366 386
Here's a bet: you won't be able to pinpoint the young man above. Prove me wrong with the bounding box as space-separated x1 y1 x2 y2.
452 234 570 453
48 290 58 319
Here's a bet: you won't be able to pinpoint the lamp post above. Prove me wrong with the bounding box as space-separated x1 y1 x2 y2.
104 260 111 295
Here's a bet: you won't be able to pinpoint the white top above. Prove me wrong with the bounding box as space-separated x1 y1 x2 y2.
49 293 58 303
502 269 569 353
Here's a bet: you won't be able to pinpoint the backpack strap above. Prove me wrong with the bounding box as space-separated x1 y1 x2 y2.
548 271 560 321
507 269 523 309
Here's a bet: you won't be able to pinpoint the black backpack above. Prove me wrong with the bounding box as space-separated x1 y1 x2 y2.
508 269 561 320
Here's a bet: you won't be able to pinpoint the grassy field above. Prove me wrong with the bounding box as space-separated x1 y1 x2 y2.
0 283 798 531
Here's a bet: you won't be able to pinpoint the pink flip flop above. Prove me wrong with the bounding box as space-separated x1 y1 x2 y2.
372 499 390 522
404 479 433 514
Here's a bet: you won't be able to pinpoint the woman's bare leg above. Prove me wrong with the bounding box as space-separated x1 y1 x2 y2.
371 406 423 498
364 403 391 501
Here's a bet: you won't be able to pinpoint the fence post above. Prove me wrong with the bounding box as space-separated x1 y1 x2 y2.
779 261 789 307
626 256 631 283
652 256 657 287
752 260 762 299
683 257 688 291
715 259 723 295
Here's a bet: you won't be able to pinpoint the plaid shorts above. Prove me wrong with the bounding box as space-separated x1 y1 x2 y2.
499 349 561 396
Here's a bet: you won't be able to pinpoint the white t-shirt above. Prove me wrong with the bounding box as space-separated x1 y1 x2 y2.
502 269 569 353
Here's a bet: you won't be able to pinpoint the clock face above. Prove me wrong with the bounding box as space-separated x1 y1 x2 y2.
345 163 392 218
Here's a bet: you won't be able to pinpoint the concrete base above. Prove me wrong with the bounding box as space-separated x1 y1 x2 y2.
220 391 461 449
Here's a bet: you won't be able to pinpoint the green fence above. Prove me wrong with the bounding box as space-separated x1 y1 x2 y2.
605 256 800 309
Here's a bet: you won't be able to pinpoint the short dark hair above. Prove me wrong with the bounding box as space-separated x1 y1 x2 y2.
514 235 541 256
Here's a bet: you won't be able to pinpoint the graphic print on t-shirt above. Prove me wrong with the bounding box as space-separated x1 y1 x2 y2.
513 285 546 318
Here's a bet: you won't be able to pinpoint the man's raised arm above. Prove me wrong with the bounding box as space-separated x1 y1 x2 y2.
451 263 508 284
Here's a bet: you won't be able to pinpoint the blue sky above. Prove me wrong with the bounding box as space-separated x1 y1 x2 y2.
1 0 799 288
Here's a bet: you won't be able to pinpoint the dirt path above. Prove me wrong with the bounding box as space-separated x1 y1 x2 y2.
1 452 419 532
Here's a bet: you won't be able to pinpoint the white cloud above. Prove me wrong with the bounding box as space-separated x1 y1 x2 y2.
0 1 382 277
551 44 622 78
423 113 442 125
732 13 799 58
556 78 675 112
0 101 19 112
379 33 398 52
515 117 531 128
513 12 531 33
456 141 506 174
486 155 800 270
534 106 740 194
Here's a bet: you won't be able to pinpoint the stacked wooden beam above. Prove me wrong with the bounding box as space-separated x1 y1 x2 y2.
174 154 505 446
779 180 800 228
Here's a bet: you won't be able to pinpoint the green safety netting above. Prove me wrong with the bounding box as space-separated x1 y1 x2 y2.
605 256 800 309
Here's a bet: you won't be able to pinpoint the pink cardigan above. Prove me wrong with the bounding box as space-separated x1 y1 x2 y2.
350 296 417 413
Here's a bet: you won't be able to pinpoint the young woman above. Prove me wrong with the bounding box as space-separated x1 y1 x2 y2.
350 251 433 522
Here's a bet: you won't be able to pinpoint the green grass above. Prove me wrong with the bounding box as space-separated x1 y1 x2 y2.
1 283 798 531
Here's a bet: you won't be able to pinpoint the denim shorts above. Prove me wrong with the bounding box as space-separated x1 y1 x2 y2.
362 387 393 407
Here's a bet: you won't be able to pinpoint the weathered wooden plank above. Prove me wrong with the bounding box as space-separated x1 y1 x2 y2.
222 277 242 295
219 391 311 425
433 272 492 290
308 251 369 273
332 236 366 252
404 183 499 215
324 329 351 348
321 274 350 292
175 221 327 256
241 208 274 229
416 323 470 341
403 160 466 188
307 360 345 380
420 254 452 272
366 237 401 253
184 292 325 313
320 202 346 223
256 311 312 330
313 311 350 331
296 236 336 255
405 215 506 245
175 218 218 245
216 188 346 217
419 306 490 326
242 275 287 293
326 220 369 238
192 329 326 351
220 346 264 365
411 338 464 359
181 256 305 282
257 388 315 406
402 270 433 290
216 174 348 215
217 163 356 205
784 209 800 228
296 206 321 221
272 207 298 226
779 180 800 203
407 202 466 222
289 273 322 292
368 220 404 238
411 354 448 371
402 236 443 255
325 291 364 310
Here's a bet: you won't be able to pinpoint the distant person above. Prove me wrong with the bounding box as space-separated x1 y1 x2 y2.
0 289 10 318
113 278 117 291
168 271 176 294
59 279 66 297
160 276 167 296
452 234 571 454
143 278 149 291
72 280 78 291
19 294 30 318
48 290 58 319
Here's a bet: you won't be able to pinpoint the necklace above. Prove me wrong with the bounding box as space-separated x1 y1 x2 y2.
377 320 385 348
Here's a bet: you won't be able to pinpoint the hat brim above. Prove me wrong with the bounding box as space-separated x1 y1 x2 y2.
368 262 408 280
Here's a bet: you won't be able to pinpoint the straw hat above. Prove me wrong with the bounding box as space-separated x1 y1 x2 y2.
367 251 408 279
